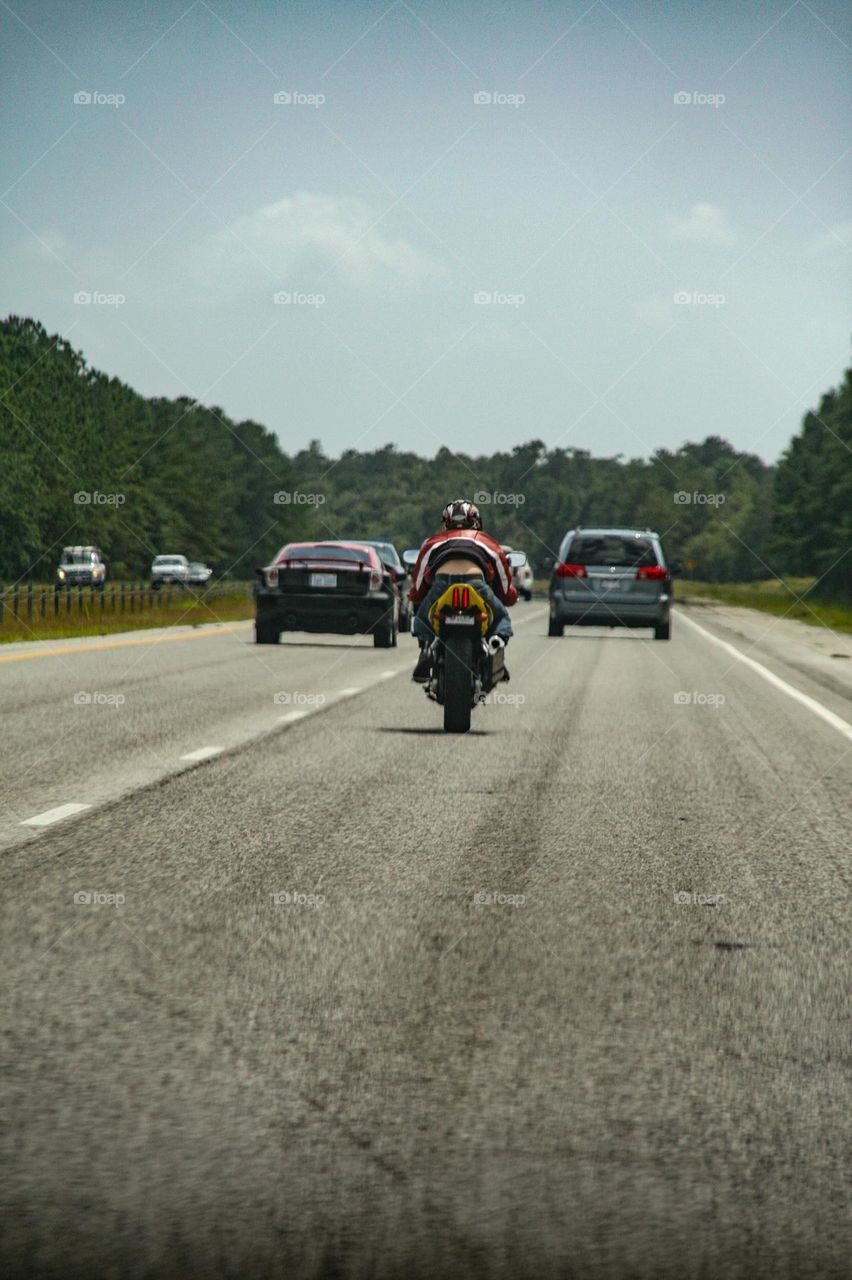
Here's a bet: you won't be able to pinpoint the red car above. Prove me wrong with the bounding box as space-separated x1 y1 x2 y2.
255 541 399 647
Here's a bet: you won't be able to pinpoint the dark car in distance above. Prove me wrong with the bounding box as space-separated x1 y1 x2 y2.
359 539 413 632
255 541 399 647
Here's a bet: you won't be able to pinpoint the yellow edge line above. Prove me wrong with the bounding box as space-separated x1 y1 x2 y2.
0 622 250 664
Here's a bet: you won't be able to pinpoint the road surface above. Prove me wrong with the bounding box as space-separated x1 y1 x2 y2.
2 604 850 1279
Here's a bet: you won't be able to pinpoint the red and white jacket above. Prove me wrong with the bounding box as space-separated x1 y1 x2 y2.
408 530 518 606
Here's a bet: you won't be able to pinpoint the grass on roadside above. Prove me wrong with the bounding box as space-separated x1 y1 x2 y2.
677 578 852 634
0 588 255 644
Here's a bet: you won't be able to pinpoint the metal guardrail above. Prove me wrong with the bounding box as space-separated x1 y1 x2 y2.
0 582 253 626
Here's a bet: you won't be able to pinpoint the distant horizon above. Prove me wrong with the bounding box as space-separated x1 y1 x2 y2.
8 309 841 469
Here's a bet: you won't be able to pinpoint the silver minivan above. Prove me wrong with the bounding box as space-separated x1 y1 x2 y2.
548 527 676 640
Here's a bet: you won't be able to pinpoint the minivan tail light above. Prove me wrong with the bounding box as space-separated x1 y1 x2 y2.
636 565 668 581
555 563 587 578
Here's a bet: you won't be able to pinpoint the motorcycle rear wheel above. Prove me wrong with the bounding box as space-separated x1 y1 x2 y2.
443 632 473 733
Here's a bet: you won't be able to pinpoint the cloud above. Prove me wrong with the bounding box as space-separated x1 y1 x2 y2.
804 219 852 254
194 192 446 294
665 202 737 246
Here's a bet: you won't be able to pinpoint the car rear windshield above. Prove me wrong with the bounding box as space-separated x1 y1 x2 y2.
154 557 183 565
279 544 373 564
62 553 94 564
566 535 658 567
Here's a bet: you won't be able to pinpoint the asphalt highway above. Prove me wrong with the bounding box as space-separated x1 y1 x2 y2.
1 603 850 1279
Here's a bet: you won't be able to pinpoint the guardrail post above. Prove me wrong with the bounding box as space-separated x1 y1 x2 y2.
27 582 33 619
120 583 125 613
13 587 19 618
40 589 47 619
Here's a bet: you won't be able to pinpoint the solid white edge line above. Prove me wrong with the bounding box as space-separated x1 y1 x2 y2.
677 609 852 744
22 803 92 828
180 746 224 762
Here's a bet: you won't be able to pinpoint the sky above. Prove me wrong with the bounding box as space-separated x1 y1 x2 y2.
2 0 850 464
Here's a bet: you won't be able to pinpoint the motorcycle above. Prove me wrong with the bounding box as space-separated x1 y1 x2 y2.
427 579 508 732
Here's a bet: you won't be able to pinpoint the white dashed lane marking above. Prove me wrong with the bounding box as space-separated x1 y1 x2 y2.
180 746 224 762
21 803 91 828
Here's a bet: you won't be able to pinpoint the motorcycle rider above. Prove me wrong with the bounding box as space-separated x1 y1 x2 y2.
409 499 517 683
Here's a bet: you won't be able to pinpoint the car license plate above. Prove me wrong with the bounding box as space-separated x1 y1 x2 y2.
598 578 619 591
310 573 337 588
445 615 475 625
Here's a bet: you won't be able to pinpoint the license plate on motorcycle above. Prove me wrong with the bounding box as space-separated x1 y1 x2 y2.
310 573 337 588
445 615 475 625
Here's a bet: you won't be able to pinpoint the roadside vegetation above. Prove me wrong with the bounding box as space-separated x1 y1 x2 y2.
0 583 254 644
2 315 849 612
676 579 852 634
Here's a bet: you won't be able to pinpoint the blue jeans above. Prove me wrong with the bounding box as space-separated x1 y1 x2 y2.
413 574 513 647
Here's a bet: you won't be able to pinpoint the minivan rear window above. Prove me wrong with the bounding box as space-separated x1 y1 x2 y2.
566 535 658 568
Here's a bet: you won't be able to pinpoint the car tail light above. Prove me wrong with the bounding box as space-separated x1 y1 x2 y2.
636 565 668 581
369 568 381 591
555 563 587 578
266 567 279 588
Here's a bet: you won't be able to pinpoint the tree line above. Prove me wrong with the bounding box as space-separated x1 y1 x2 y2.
1 316 849 599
